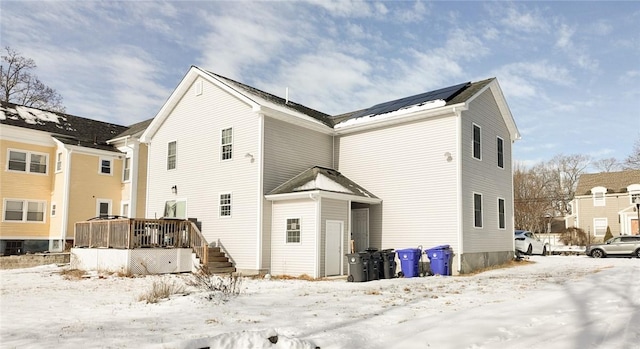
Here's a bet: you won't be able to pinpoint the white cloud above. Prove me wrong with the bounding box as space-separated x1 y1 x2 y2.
555 24 575 49
258 52 374 114
394 1 430 23
499 5 548 33
194 3 310 80
305 0 375 18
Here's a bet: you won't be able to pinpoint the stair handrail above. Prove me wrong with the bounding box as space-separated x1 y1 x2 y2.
188 221 209 265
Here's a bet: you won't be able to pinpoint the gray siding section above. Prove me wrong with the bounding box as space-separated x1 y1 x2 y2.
574 194 635 236
263 118 334 193
319 198 349 276
270 199 317 276
146 76 261 270
338 115 460 252
460 89 514 253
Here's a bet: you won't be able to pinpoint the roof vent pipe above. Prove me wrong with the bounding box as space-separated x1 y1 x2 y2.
285 87 289 104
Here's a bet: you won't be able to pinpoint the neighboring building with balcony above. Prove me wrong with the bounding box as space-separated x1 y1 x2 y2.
571 170 640 238
0 101 147 255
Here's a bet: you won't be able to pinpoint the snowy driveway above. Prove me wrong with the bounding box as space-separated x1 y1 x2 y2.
0 256 638 348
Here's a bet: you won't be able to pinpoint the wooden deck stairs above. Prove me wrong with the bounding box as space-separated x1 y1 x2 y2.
205 246 236 274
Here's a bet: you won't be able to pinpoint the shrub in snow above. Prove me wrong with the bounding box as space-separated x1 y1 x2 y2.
558 227 589 246
138 278 186 304
187 266 243 303
603 226 613 242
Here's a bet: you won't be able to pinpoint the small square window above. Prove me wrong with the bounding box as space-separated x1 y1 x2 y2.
286 218 301 243
100 159 112 175
8 150 27 171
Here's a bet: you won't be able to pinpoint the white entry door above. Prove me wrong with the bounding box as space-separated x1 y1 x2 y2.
351 208 369 252
325 220 343 276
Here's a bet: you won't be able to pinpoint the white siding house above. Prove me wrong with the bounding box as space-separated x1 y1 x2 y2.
141 67 519 276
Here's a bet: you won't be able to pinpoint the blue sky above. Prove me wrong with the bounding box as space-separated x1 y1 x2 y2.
1 1 639 168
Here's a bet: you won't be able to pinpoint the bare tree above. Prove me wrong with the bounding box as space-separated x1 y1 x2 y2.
623 137 640 170
546 154 590 216
513 162 553 232
513 154 590 232
0 46 65 112
592 157 621 172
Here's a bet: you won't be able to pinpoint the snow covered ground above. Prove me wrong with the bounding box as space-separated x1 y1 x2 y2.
1 255 638 349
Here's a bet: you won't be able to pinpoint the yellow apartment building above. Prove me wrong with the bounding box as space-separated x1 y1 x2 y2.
0 101 148 255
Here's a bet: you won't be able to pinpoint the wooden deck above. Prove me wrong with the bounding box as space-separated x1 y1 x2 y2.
74 218 209 265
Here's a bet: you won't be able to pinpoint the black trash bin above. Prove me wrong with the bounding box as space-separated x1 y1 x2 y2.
365 248 382 281
346 252 369 282
381 249 397 279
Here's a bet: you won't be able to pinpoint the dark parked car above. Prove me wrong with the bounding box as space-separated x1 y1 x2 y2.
586 236 640 258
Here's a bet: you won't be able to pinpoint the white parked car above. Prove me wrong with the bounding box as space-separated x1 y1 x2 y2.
515 230 548 256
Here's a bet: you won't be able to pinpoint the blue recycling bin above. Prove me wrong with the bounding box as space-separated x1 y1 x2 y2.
397 248 421 278
425 245 453 276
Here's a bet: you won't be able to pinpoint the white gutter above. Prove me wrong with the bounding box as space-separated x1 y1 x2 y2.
334 105 463 135
265 190 381 205
314 196 320 278
454 107 463 273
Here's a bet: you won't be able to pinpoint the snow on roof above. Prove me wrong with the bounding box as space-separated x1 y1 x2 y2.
293 173 355 194
0 104 64 125
334 99 446 129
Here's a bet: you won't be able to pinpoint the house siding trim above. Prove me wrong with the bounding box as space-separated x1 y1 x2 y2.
265 190 381 205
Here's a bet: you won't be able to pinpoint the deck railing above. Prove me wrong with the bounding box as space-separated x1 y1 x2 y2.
74 218 209 263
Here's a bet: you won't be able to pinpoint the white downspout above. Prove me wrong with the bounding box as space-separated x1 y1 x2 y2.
256 114 264 271
455 108 463 273
61 147 73 243
129 143 139 218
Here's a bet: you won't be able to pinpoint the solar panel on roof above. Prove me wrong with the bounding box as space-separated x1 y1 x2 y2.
347 81 470 120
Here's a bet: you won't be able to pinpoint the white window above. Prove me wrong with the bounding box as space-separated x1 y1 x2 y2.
497 137 504 169
121 202 129 217
593 218 608 237
7 149 48 174
286 218 301 243
122 157 131 182
631 192 640 205
163 200 186 219
592 187 606 207
472 124 481 160
3 199 46 222
474 193 483 228
219 193 232 217
99 158 112 175
221 128 233 161
51 203 57 217
498 198 505 229
167 141 176 170
55 152 62 172
96 199 111 218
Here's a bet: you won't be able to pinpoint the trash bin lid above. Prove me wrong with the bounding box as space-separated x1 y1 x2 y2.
427 244 450 251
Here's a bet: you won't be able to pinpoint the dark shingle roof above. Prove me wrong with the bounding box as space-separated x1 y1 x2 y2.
113 118 153 139
575 170 640 195
0 101 128 151
269 166 378 199
200 68 334 127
